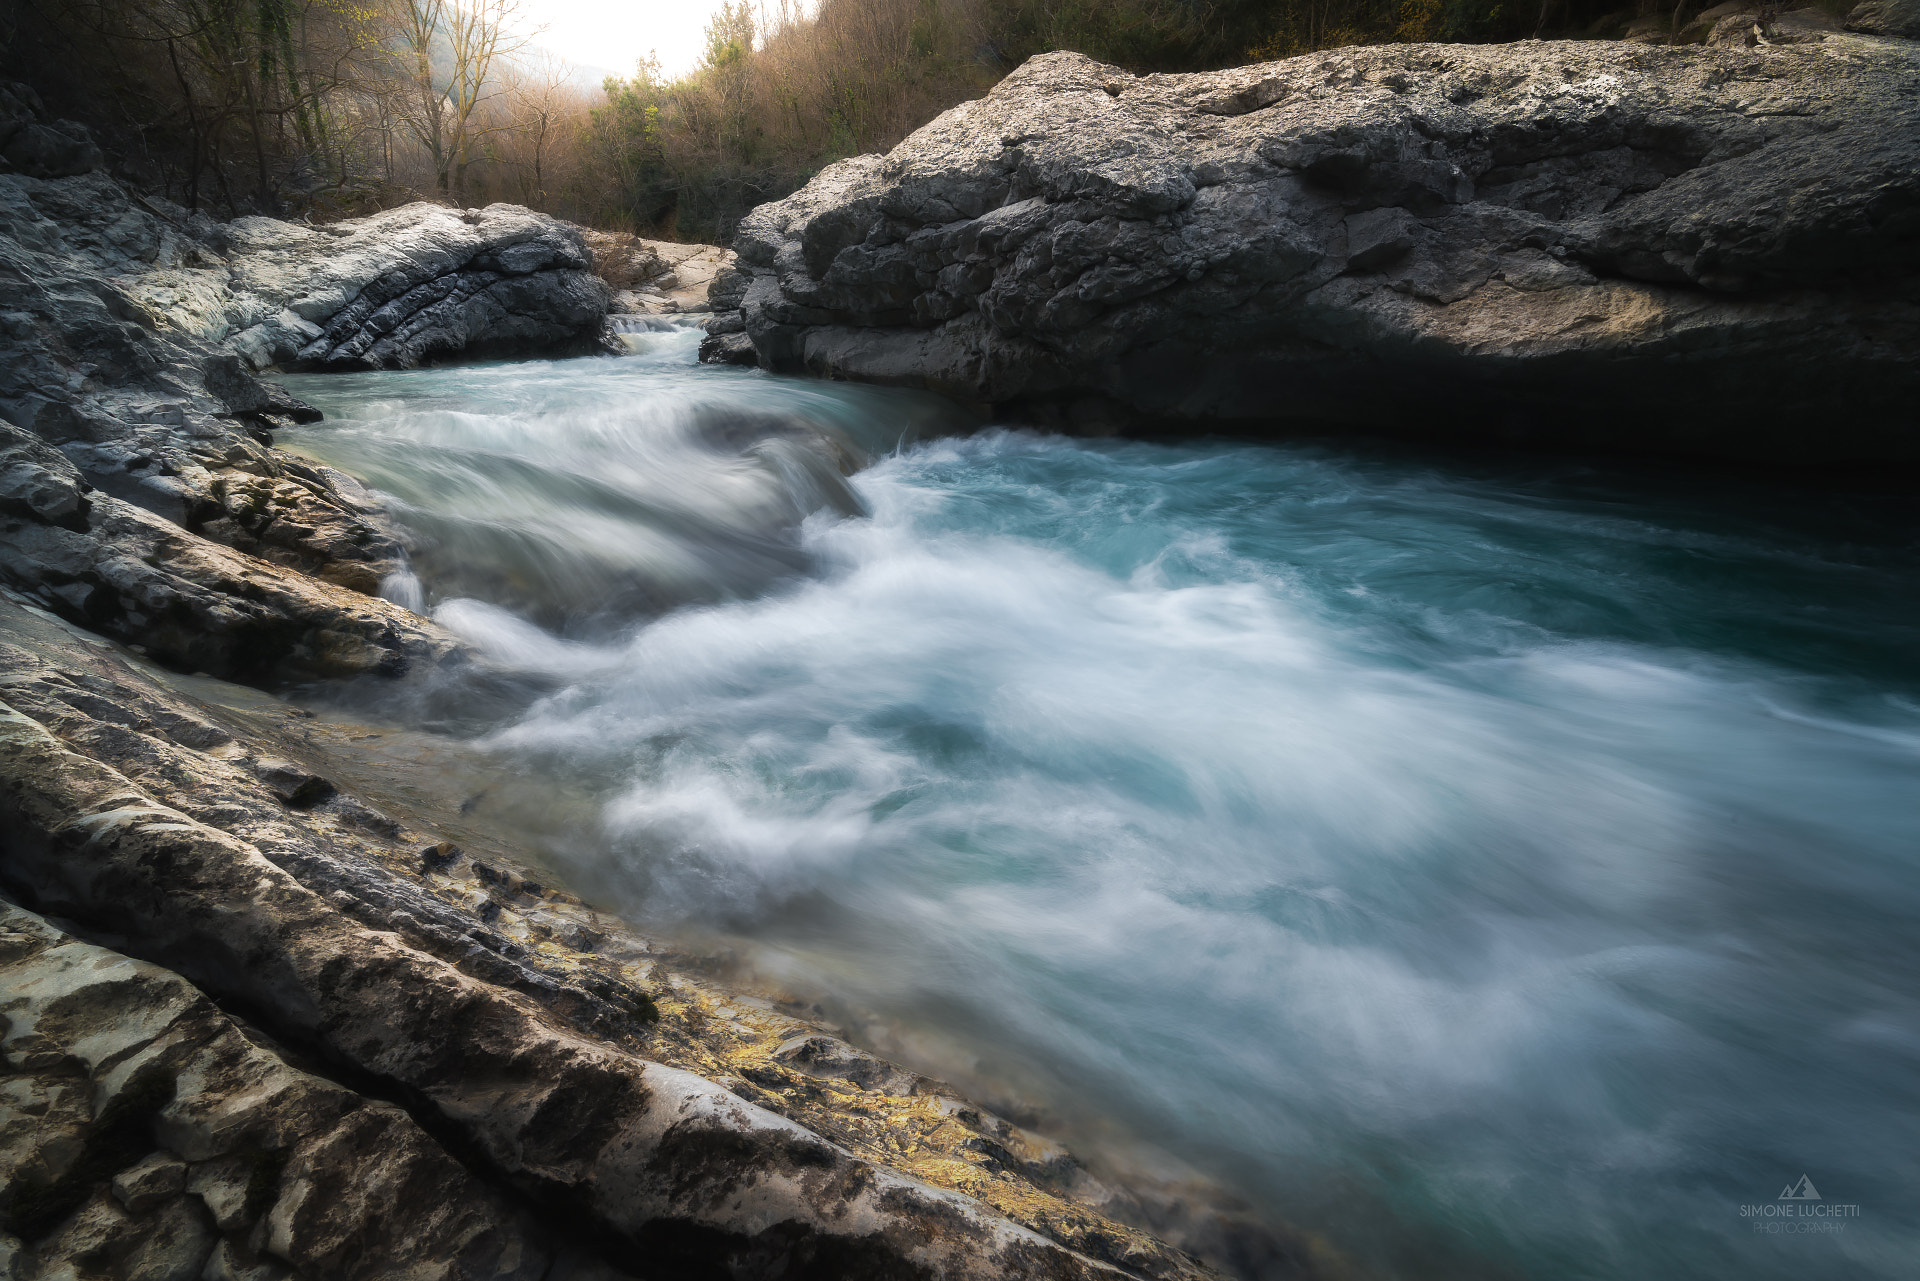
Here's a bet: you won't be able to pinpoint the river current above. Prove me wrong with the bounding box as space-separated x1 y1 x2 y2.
280 324 1920 1281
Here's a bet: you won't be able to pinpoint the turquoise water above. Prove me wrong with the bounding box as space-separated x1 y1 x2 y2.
281 333 1920 1280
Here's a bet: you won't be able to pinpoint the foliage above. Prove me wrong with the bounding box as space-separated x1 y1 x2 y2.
0 0 1736 234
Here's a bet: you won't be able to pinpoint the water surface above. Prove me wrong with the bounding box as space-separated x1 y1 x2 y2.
280 330 1920 1281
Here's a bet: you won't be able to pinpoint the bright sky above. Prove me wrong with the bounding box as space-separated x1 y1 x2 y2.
515 0 737 81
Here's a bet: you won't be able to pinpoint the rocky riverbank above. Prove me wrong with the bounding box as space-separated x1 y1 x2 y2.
2 593 1281 1280
0 82 1278 1281
6 20 1912 1276
703 28 1920 459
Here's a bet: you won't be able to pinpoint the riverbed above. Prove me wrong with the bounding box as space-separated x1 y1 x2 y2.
279 324 1920 1281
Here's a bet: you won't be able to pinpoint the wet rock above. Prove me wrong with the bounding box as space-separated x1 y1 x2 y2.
773 1034 923 1095
0 595 1228 1281
697 329 758 365
0 157 478 679
251 759 336 809
716 42 1920 461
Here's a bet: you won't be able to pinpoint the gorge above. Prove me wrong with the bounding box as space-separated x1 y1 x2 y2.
2 22 1918 1281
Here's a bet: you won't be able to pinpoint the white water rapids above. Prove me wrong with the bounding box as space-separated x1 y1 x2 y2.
280 325 1920 1281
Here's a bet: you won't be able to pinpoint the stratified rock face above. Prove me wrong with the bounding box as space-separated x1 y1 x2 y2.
130 202 614 372
0 157 467 678
0 902 568 1281
0 597 1233 1281
718 40 1920 459
0 83 624 678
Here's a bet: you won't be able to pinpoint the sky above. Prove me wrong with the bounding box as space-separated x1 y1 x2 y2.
514 0 740 81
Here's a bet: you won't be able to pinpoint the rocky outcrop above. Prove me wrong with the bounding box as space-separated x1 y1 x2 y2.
712 39 1920 459
0 151 470 678
0 81 635 679
0 594 1256 1281
129 202 613 372
589 229 740 354
0 901 583 1281
1848 0 1920 39
0 84 104 180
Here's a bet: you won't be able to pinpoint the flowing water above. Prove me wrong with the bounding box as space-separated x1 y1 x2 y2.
279 326 1920 1281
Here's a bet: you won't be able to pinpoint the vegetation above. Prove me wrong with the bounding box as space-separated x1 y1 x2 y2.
0 0 1764 240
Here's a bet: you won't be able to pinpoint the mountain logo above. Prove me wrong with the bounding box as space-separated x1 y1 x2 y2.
1779 1175 1822 1201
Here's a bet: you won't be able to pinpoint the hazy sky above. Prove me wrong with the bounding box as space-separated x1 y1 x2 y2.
515 0 739 80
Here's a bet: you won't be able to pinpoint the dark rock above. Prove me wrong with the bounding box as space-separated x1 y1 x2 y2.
718 42 1920 461
251 758 337 808
698 330 758 365
0 82 105 179
419 841 463 872
1848 0 1920 37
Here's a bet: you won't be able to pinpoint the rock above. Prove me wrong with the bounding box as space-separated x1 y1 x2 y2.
1675 1 1752 40
151 203 618 372
716 42 1920 461
0 83 104 180
0 155 516 679
697 330 758 365
1848 0 1920 37
250 758 336 809
1707 7 1844 44
110 1154 188 1213
0 900 559 1280
581 230 735 315
0 594 1236 1281
580 228 669 288
0 440 464 680
1703 12 1764 45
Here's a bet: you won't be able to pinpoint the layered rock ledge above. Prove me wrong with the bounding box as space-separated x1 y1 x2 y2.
0 81 633 682
0 594 1268 1280
0 79 1242 1281
709 37 1920 459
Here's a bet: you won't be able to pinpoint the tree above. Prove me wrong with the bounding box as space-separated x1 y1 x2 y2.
386 0 537 199
500 48 574 204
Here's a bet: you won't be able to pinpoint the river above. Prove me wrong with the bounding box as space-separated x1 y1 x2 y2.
278 322 1920 1281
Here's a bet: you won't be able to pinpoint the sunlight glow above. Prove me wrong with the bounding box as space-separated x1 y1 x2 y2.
515 0 748 80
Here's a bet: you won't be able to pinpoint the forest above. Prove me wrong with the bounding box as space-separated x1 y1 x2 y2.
0 0 1843 243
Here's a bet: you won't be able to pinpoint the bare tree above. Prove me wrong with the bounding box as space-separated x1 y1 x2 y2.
386 0 538 200
500 48 574 204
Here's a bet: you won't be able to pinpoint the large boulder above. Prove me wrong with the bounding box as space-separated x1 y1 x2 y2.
1848 0 1920 37
715 40 1920 460
129 201 614 371
0 82 105 180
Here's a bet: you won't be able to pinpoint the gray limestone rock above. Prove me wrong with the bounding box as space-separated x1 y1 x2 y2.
0 900 560 1281
0 594 1234 1281
126 202 616 372
0 167 588 677
715 41 1920 461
